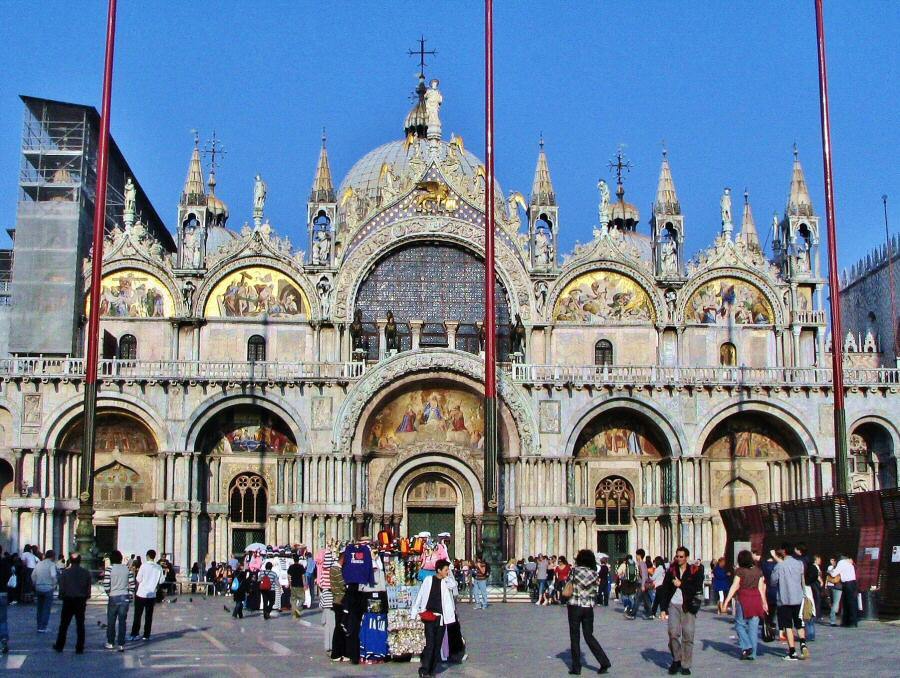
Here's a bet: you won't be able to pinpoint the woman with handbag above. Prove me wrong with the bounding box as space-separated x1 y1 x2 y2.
722 550 768 661
411 559 458 678
565 550 611 675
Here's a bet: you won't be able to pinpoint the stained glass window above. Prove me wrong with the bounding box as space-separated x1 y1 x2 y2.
355 243 511 360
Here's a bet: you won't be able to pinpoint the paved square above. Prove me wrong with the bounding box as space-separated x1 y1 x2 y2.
2 596 896 677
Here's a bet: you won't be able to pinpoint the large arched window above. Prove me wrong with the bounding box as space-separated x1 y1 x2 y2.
719 342 737 366
118 334 137 360
247 335 266 362
354 243 512 360
229 473 267 524
595 476 633 526
594 339 613 366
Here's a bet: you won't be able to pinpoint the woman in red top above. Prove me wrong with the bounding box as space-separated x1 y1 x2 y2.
553 556 571 604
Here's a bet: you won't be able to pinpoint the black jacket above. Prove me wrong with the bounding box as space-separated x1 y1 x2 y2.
58 564 92 599
657 563 704 614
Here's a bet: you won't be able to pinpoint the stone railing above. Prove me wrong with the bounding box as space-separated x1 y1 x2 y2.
509 363 900 388
791 309 827 324
0 358 365 382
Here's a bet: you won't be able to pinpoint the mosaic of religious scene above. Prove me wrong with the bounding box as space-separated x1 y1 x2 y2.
206 409 297 454
61 412 157 454
553 270 654 322
704 419 791 460
94 461 149 506
204 266 308 318
687 277 773 325
365 388 484 452
576 418 664 458
90 269 174 318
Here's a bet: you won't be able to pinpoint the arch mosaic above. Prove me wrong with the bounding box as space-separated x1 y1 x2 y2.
694 398 817 458
194 255 319 320
85 259 182 315
332 218 533 322
677 268 785 326
181 391 308 452
86 267 176 319
332 349 537 456
546 261 664 326
563 396 686 459
203 265 310 319
378 451 483 515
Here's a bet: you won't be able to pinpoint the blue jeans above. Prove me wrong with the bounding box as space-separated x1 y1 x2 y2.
107 596 130 646
537 579 548 599
0 593 7 641
828 589 842 625
734 602 759 658
473 579 488 608
36 589 53 630
621 593 635 615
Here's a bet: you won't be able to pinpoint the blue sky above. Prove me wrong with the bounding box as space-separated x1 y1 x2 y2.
0 1 897 274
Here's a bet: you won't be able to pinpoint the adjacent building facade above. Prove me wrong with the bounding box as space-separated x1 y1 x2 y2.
0 84 897 572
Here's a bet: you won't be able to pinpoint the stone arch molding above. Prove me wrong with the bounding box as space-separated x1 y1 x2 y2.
390 463 475 518
332 349 538 455
848 414 899 456
180 391 309 452
331 217 533 322
694 397 819 458
546 260 666 324
378 451 484 516
563 395 687 458
42 392 171 451
677 267 786 327
193 254 320 321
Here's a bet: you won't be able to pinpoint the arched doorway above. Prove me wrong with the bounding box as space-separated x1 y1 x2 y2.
229 472 268 554
0 459 14 551
58 410 158 554
405 473 458 558
594 476 634 562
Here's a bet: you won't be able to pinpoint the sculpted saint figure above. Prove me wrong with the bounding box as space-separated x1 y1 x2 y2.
597 179 611 227
424 79 443 138
720 187 733 226
510 314 527 355
253 174 267 217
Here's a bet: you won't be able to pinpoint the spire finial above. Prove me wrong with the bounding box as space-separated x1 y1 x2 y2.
407 35 437 78
661 139 667 159
202 130 226 185
744 187 750 205
321 127 327 148
793 142 799 160
539 132 544 150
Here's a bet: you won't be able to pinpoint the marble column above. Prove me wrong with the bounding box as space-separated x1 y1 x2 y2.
409 319 423 350
444 321 459 349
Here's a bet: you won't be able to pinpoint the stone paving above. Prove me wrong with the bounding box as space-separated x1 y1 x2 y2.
2 594 896 677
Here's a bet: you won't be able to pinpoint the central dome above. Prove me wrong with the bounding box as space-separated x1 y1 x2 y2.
337 137 486 204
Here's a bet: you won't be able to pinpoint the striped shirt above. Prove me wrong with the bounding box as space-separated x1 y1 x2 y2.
319 551 335 608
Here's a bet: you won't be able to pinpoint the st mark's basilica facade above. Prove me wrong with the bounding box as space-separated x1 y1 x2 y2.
1 75 897 573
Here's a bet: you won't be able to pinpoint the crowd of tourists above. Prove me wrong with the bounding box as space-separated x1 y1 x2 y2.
0 538 864 674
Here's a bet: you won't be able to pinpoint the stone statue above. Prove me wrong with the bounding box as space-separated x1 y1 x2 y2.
795 238 811 272
477 323 486 352
253 174 267 226
533 227 553 267
424 79 443 139
720 187 733 228
384 310 399 352
664 288 677 320
534 280 548 315
316 276 332 318
660 238 678 273
181 280 196 313
182 226 202 269
312 227 332 265
598 179 611 227
349 309 365 352
123 177 136 226
510 314 526 355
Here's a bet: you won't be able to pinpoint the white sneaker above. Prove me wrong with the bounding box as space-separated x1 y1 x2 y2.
105 643 114 650
117 646 125 652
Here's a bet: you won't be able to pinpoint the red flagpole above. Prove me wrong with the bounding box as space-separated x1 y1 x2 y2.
77 0 118 566
814 0 848 494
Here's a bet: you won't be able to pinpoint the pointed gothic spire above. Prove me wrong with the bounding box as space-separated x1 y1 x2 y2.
739 189 760 249
653 148 680 215
786 144 814 217
530 135 556 206
310 129 335 202
181 136 206 206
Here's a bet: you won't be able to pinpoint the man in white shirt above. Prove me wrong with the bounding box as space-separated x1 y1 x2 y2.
21 546 38 597
130 549 164 641
830 554 858 628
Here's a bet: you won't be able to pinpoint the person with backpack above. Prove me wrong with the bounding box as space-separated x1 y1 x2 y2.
260 561 279 620
617 555 639 618
229 563 247 619
657 546 704 676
